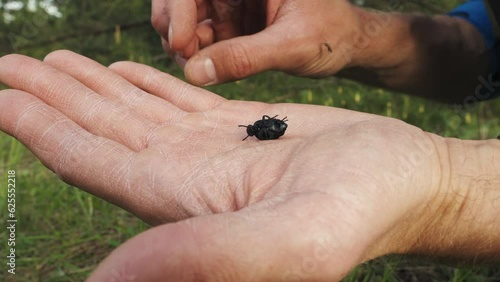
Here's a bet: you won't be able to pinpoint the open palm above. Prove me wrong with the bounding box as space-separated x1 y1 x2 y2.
0 51 443 281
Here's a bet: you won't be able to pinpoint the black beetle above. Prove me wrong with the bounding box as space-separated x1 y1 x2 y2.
239 115 288 141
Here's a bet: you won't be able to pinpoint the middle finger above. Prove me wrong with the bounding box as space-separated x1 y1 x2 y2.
44 50 183 123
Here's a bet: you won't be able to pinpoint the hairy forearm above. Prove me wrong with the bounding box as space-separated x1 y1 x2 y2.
403 137 500 263
338 8 490 103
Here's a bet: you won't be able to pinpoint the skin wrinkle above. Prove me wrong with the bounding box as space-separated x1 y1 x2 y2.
182 145 242 215
179 159 217 215
38 70 94 112
105 77 133 101
107 150 135 198
47 80 77 108
123 87 148 108
142 147 195 220
53 129 87 180
242 144 288 206
85 140 125 186
203 110 220 140
95 66 124 91
37 118 71 148
28 113 66 148
27 64 56 92
141 66 185 106
226 40 255 80
155 110 185 128
94 107 123 139
147 154 165 217
75 58 103 82
101 66 182 121
402 134 452 255
114 107 154 151
117 86 173 120
12 101 45 136
199 167 231 214
143 123 164 150
11 62 24 89
80 94 108 124
176 83 196 110
70 138 106 182
128 168 160 217
221 155 247 210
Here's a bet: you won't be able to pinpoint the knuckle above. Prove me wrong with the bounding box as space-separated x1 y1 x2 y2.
150 13 161 29
150 5 168 31
225 43 254 79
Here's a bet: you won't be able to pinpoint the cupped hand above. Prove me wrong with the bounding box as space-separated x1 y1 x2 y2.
152 0 374 86
0 51 446 281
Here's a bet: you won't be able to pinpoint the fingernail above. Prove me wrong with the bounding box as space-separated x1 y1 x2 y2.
174 53 187 70
168 24 173 49
186 56 217 86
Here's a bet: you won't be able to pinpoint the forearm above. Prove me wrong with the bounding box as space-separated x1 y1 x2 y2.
402 137 500 263
338 9 490 103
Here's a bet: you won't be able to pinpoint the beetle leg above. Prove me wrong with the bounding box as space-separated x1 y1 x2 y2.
242 135 250 141
263 115 279 120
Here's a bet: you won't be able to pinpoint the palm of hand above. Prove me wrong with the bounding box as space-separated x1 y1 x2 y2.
0 51 440 281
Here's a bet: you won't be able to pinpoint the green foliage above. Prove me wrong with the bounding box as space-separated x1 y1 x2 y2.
0 0 499 281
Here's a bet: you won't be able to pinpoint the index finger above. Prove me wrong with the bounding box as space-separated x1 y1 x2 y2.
152 0 207 51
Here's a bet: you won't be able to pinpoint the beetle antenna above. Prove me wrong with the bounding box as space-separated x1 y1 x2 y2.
282 116 288 122
238 125 248 128
242 135 250 141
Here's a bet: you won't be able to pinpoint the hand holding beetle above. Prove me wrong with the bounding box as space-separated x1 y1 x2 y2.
0 51 499 281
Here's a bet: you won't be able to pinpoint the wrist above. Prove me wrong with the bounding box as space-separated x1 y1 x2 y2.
397 136 500 262
340 9 489 102
347 7 415 70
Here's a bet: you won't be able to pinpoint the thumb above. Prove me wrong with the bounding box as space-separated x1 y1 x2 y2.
87 202 360 281
184 27 299 86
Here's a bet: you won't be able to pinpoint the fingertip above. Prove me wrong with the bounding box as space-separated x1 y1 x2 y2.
0 54 41 86
167 0 198 51
43 49 76 63
0 53 32 69
174 54 187 70
0 89 42 134
196 19 215 49
0 53 18 62
108 61 127 70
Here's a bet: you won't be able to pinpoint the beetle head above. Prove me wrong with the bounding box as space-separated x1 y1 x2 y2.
239 124 256 141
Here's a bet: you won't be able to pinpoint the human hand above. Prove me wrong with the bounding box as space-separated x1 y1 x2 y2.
152 0 381 86
1 51 495 281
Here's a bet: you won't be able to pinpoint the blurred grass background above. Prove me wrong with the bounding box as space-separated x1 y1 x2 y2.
0 0 499 281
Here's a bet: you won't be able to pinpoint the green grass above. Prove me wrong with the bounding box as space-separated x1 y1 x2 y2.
1 66 500 281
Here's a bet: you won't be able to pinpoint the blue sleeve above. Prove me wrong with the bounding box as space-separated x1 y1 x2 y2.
449 0 500 100
449 0 496 48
